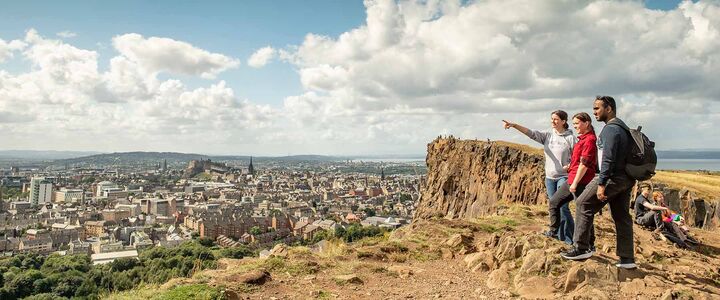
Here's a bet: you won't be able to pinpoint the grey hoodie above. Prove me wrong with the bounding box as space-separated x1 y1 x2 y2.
525 128 576 180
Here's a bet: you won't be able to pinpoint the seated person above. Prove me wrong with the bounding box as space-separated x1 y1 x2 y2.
634 186 668 230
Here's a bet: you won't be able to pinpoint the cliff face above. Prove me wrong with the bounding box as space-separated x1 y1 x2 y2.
414 137 547 220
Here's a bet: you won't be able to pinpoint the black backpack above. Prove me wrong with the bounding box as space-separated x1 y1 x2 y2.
608 121 657 180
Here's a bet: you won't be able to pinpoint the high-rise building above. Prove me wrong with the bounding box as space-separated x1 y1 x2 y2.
29 177 52 206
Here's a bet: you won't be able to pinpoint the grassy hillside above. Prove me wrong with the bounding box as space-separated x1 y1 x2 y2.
653 170 720 199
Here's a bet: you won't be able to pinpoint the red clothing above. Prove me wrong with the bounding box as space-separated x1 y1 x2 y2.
568 131 598 185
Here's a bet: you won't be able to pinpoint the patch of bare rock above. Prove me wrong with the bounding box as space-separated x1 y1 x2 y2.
445 225 720 299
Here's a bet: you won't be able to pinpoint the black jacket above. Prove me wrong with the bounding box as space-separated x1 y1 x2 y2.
598 118 631 185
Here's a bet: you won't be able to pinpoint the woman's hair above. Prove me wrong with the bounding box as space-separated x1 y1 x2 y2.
552 110 569 129
572 112 594 133
652 191 664 203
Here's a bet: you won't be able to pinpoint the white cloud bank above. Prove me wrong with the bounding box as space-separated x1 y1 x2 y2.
278 0 720 153
1 0 720 155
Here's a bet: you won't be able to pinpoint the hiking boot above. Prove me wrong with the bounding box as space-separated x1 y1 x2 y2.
615 257 637 269
560 247 593 261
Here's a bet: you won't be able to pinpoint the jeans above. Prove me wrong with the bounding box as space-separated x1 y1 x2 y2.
636 211 662 230
546 177 573 244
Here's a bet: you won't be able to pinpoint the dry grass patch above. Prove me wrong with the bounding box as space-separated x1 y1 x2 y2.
654 171 720 199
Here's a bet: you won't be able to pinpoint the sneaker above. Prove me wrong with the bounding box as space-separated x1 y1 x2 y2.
561 247 593 261
615 257 637 269
542 230 558 239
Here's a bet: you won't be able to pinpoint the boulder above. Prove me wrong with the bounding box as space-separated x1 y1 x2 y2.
334 274 363 285
494 235 523 262
564 260 615 293
232 270 271 285
486 264 512 290
516 276 555 299
387 265 416 279
514 249 548 288
269 243 288 258
445 233 473 249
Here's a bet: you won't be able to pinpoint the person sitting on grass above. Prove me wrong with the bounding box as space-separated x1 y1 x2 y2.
634 184 668 231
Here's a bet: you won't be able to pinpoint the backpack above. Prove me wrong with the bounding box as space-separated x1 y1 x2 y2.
608 121 657 180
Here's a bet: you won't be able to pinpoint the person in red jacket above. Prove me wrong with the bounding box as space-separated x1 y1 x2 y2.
544 112 597 245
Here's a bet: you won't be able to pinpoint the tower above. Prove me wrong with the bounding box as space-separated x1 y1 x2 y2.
248 156 255 176
163 159 167 171
381 167 385 181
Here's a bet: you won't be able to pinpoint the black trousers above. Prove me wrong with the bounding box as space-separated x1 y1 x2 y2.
573 175 635 259
548 182 586 232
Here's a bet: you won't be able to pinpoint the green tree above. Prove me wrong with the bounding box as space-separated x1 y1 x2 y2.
219 246 253 259
249 226 262 235
198 237 215 247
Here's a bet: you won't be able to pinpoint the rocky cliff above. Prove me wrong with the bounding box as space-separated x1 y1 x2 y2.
414 137 547 220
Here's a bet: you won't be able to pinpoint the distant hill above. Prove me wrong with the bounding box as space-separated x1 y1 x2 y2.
49 152 342 168
0 150 102 160
53 151 211 167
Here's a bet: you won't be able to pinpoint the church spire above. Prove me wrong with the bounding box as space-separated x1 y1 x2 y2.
248 156 255 176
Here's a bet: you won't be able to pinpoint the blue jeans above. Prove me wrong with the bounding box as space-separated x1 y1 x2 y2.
546 177 574 244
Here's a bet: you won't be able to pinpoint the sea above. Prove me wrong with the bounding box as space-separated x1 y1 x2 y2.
656 159 720 171
355 158 720 171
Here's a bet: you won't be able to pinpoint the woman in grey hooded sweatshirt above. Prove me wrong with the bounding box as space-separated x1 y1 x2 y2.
503 110 576 244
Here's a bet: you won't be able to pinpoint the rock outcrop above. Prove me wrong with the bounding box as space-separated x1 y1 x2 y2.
648 183 720 231
414 137 546 220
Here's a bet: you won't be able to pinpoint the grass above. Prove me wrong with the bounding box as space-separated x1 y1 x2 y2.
653 171 720 199
106 284 224 300
316 289 332 299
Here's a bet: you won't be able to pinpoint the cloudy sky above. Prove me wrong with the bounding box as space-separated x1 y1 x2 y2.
1 0 718 156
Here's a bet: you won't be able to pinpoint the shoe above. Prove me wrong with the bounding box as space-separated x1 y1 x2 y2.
589 245 596 254
615 257 637 269
561 247 593 261
542 230 558 239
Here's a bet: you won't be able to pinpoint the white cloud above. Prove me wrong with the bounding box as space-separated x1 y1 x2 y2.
276 0 720 152
0 29 272 153
0 38 26 63
112 33 240 79
2 1 720 154
56 31 77 38
247 46 276 68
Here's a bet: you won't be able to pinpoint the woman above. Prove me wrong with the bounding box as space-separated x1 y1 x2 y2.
503 110 576 243
542 112 597 245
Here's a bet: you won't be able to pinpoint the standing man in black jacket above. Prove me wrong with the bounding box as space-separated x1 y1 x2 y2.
561 95 637 269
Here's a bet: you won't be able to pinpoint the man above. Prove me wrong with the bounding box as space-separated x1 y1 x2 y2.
634 183 667 230
561 95 637 269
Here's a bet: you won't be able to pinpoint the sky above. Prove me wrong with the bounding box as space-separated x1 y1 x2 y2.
0 0 718 156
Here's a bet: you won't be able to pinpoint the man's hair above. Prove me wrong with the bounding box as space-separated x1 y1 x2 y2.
595 95 616 113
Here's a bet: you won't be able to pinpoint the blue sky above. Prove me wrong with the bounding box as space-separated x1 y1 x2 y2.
0 0 366 106
1 0 718 155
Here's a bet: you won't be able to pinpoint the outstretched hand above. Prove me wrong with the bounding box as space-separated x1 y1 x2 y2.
502 120 514 130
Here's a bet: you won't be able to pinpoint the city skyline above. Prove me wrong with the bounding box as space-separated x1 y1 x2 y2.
1 0 719 155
